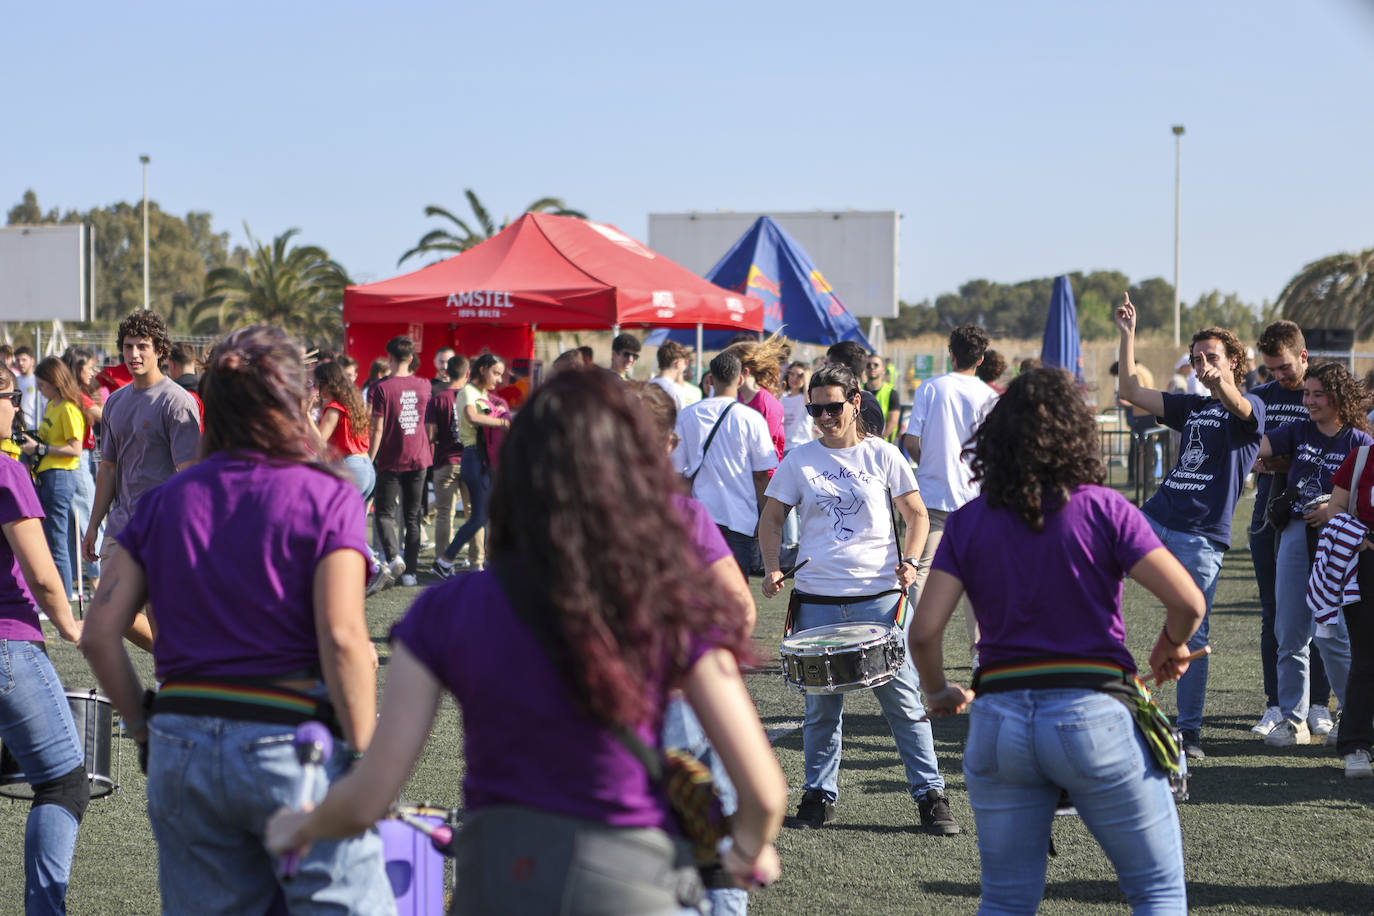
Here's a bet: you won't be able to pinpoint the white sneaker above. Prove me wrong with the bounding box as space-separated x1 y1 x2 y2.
1251 706 1283 737
1263 719 1311 747
388 557 406 578
1308 705 1334 737
398 573 418 587
1344 749 1372 779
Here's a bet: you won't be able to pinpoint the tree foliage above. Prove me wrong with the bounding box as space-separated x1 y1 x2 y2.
397 189 587 266
1276 248 1374 336
191 227 350 349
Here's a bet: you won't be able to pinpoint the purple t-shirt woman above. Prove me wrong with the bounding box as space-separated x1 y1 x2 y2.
932 484 1164 671
0 456 45 642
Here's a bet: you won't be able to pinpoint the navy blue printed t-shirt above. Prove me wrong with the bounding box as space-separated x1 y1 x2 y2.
1141 391 1266 548
1265 419 1373 512
1248 380 1308 524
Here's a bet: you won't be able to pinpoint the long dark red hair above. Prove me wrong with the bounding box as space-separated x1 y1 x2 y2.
488 369 754 728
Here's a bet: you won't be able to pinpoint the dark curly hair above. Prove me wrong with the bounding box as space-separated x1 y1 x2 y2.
117 309 171 361
975 349 1006 386
487 369 754 729
314 361 369 446
1305 361 1372 434
1191 327 1248 390
967 368 1105 532
949 324 989 370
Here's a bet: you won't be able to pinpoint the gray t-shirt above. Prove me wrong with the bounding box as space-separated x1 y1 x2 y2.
100 376 202 537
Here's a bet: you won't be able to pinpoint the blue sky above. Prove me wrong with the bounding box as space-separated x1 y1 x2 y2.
5 0 1372 310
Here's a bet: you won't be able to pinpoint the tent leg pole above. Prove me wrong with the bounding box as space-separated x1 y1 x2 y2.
696 324 704 382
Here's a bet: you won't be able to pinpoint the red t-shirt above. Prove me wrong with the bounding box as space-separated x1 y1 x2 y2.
323 401 369 458
1329 446 1374 526
80 393 96 451
369 375 434 472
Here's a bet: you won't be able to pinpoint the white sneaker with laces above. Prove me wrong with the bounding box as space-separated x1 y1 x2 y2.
1251 706 1283 737
388 557 406 578
1308 705 1334 737
1263 719 1311 747
1344 749 1372 779
399 573 418 588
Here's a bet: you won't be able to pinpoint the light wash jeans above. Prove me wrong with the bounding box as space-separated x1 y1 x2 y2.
964 689 1186 915
145 713 393 915
341 453 375 503
68 452 98 588
796 593 944 802
36 468 76 599
662 698 747 916
1274 518 1352 724
1146 519 1224 740
0 639 85 915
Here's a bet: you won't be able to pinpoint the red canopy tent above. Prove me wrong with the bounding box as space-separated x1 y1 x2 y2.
343 213 764 382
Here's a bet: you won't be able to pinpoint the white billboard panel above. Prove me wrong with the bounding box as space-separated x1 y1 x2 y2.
0 225 87 321
648 210 899 318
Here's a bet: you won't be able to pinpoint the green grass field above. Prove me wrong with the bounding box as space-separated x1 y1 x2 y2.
3 491 1373 914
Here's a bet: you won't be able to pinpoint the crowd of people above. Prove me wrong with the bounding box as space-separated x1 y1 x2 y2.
3 302 1374 915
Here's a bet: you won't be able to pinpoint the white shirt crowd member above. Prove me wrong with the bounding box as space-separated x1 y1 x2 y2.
672 396 777 537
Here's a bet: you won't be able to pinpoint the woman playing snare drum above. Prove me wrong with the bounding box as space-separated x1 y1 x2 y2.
909 368 1206 915
758 364 958 834
0 362 88 915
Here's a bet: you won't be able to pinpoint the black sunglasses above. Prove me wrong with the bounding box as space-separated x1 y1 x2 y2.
0 392 20 407
806 401 849 419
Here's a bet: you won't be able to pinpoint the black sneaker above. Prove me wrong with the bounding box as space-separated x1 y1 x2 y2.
791 789 835 828
917 788 961 836
430 560 455 580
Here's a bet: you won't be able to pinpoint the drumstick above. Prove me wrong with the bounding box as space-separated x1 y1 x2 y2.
391 806 458 857
1145 646 1212 684
779 559 809 581
279 722 334 879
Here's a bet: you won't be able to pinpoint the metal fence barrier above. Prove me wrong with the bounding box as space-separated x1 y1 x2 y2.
1100 424 1173 506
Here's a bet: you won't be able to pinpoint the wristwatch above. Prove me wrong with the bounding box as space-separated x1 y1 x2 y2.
36 443 48 457
900 556 920 568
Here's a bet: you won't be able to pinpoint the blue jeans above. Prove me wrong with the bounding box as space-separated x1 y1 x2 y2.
36 469 76 599
68 453 98 588
662 698 747 916
1145 519 1224 739
1274 519 1352 723
146 713 393 915
964 690 1186 915
1251 520 1331 709
342 454 375 503
795 593 944 802
444 457 490 561
0 639 85 915
718 526 760 579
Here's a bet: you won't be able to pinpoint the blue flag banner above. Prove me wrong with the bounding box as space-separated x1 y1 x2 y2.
1041 275 1083 381
645 216 873 351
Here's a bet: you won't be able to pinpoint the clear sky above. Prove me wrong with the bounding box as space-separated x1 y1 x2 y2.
5 0 1372 310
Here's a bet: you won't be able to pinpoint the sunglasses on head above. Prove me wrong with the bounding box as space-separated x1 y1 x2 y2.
806 401 850 419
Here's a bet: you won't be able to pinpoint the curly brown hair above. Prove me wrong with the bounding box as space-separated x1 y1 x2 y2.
967 368 1105 532
487 369 754 729
1305 361 1373 434
314 361 370 446
117 309 171 361
1191 326 1248 389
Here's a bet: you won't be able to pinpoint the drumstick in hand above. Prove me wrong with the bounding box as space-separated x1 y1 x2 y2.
1146 646 1211 684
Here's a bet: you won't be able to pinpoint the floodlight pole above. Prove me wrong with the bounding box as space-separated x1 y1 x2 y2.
140 155 151 310
1171 126 1184 348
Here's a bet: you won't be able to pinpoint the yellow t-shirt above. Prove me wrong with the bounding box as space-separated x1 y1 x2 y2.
37 399 83 473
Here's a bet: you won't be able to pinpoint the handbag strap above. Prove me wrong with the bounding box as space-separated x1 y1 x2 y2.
1349 446 1370 515
687 401 736 483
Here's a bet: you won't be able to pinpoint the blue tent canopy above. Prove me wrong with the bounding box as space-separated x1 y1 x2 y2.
645 216 873 351
1041 275 1083 380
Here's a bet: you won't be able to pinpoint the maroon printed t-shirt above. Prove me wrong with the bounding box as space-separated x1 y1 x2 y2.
0 457 45 641
932 484 1162 671
116 452 370 681
370 375 434 472
425 388 464 466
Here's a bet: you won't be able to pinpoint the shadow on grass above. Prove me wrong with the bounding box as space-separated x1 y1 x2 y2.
923 878 1374 913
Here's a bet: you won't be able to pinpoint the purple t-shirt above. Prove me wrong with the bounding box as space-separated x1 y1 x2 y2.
116 452 370 681
424 388 463 466
671 493 731 567
932 485 1163 671
391 570 714 829
370 375 434 472
0 457 45 641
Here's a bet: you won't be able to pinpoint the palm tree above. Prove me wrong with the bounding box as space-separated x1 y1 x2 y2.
191 226 351 348
397 189 586 267
1277 247 1374 335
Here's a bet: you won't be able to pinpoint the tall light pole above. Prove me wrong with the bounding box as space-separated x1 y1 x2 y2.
138 156 149 311
1171 126 1184 348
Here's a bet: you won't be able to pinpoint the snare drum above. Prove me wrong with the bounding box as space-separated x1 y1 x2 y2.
780 623 906 694
0 688 116 799
380 804 454 916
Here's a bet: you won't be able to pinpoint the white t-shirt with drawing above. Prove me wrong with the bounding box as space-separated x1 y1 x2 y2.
766 436 917 597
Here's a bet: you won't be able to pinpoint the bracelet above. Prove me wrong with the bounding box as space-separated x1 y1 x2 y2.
1160 624 1184 647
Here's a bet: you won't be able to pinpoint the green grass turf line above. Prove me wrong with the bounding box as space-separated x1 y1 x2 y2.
3 496 1372 914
